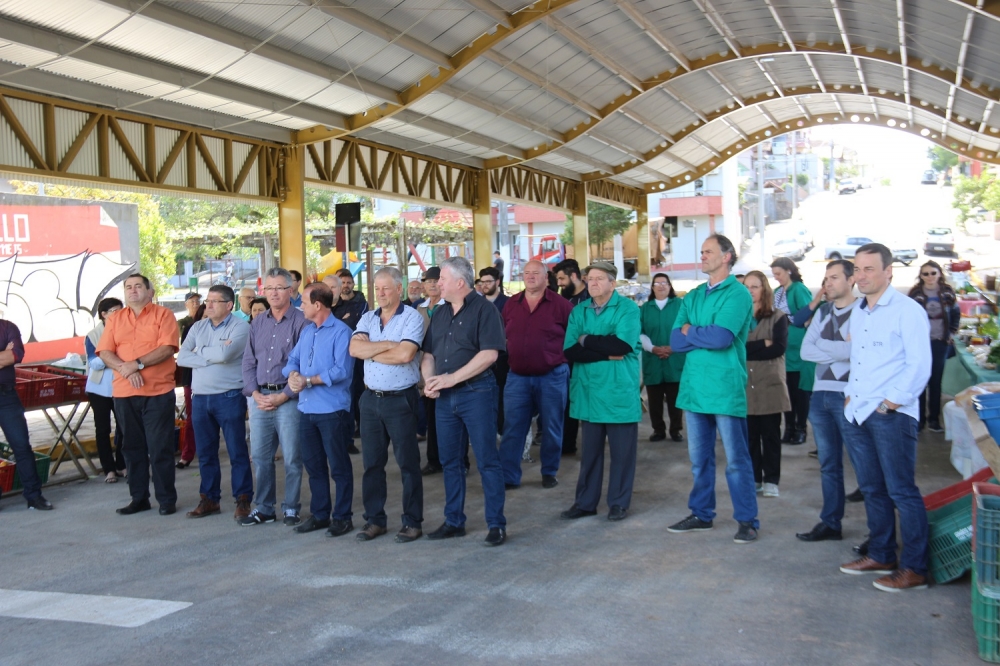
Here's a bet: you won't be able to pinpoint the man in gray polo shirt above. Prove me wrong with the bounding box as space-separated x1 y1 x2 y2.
350 267 426 543
177 284 252 521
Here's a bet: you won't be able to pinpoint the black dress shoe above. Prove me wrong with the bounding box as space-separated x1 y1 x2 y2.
670 432 683 442
426 522 466 540
504 483 520 490
560 504 597 520
347 444 360 455
421 463 443 476
26 495 53 511
649 431 666 442
795 522 843 542
853 536 870 556
561 448 577 457
790 429 807 445
608 505 628 521
158 504 176 516
116 499 151 515
484 527 506 547
326 518 354 537
295 515 331 533
846 488 864 503
542 475 558 489
780 427 794 443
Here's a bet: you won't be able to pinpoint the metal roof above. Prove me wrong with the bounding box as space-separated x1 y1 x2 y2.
0 0 999 195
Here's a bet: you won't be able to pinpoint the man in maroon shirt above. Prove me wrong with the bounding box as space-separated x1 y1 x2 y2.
498 260 573 489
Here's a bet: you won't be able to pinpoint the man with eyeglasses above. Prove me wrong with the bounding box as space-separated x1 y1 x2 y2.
240 268 307 527
480 266 509 435
177 285 252 521
285 281 356 537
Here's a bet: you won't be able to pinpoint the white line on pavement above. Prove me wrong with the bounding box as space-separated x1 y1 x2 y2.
0 589 192 628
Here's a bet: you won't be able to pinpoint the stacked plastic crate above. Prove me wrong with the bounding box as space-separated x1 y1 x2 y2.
974 481 1000 662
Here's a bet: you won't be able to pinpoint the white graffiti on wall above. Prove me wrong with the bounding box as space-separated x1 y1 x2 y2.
0 252 135 342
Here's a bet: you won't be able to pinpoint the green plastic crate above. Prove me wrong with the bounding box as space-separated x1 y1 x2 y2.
0 442 50 492
973 569 1000 662
929 494 976 584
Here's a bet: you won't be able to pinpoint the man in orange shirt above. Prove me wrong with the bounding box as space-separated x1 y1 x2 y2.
97 274 181 516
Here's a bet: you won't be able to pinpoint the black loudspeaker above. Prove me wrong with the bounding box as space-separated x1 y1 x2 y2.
335 202 362 253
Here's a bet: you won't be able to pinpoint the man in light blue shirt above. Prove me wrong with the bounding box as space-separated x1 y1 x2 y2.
177 284 252 521
350 267 426 543
839 243 931 592
283 281 355 537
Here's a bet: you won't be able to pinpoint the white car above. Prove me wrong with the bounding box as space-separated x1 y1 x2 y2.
771 238 807 262
824 236 918 266
838 179 857 195
924 227 955 254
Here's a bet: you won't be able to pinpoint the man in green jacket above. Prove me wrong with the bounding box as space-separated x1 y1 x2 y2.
666 234 760 544
560 261 641 522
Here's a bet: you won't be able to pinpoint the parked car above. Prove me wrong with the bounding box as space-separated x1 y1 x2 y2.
924 227 955 254
838 179 857 195
794 226 814 250
921 169 937 185
824 236 918 266
771 238 807 262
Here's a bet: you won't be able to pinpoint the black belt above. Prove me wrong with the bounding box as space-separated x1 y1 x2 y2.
258 383 287 391
450 372 490 390
366 387 412 398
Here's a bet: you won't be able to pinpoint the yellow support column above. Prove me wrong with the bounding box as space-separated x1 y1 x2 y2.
572 182 589 267
473 171 493 272
278 146 307 280
636 196 650 280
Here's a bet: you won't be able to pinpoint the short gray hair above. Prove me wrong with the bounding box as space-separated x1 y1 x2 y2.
375 266 403 287
322 274 342 289
441 256 475 289
266 267 293 287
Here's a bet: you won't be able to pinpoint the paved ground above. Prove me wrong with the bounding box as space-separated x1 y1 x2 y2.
0 415 984 665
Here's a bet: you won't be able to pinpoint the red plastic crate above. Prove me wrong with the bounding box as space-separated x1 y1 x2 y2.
14 369 66 408
0 460 14 493
32 365 87 401
925 466 995 512
14 378 29 405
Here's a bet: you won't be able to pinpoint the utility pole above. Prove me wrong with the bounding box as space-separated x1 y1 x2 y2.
758 142 766 262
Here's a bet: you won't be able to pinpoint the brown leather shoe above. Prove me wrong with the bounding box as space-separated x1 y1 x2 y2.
839 556 897 575
356 523 388 541
187 494 221 518
234 494 252 522
395 525 422 543
873 569 928 592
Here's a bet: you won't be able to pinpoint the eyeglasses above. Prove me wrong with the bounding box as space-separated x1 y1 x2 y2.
480 279 496 285
652 282 670 287
262 286 290 293
921 271 939 277
204 299 230 305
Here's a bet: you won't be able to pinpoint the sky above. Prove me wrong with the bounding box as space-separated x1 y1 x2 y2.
808 124 936 185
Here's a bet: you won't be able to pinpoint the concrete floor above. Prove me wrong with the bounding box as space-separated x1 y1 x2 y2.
0 419 985 665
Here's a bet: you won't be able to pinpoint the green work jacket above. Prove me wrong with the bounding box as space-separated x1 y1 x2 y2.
640 297 685 385
564 290 642 424
673 274 753 418
780 280 816 391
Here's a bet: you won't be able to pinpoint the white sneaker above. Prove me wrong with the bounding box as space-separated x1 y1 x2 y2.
755 483 763 494
762 483 779 497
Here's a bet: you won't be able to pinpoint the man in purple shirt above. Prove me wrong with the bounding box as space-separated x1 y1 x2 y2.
240 268 307 527
0 317 52 511
498 260 573 489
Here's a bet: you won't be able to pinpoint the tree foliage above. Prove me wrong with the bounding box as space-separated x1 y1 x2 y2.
952 173 1000 228
929 146 960 173
9 181 174 293
795 173 809 187
562 202 634 249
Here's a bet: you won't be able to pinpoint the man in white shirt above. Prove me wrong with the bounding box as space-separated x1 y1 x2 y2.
839 243 931 592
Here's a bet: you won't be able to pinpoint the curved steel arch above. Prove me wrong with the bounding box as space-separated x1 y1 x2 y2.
483 43 1000 171
583 86 999 181
629 110 999 195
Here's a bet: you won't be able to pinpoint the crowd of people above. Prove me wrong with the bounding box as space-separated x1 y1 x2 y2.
0 235 947 592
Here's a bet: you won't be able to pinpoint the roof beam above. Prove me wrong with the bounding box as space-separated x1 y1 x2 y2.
831 0 853 55
691 135 722 158
759 107 780 128
763 0 796 50
96 0 401 104
391 109 526 158
0 17 347 130
755 60 785 98
854 58 878 118
463 0 512 28
896 0 915 125
481 50 602 118
722 117 749 141
973 100 995 149
944 0 1000 21
436 84 564 143
619 108 675 143
706 70 745 107
946 9 976 131
690 0 743 57
556 146 616 173
612 0 690 71
545 15 644 90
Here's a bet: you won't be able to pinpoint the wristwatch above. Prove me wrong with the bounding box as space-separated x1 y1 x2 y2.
305 376 312 389
136 359 145 370
877 401 894 414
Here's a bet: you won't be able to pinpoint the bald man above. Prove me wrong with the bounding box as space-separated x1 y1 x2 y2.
235 288 256 322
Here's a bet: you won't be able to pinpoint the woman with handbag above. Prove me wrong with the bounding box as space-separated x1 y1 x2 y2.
743 271 791 497
85 297 126 483
908 260 960 432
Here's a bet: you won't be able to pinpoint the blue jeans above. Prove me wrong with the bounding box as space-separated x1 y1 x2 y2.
248 391 302 515
685 411 758 527
841 410 929 575
499 365 568 485
0 387 41 500
300 410 354 522
193 390 252 502
436 374 506 529
809 390 859 532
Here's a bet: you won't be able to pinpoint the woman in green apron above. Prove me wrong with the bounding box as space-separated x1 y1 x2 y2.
770 258 815 445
